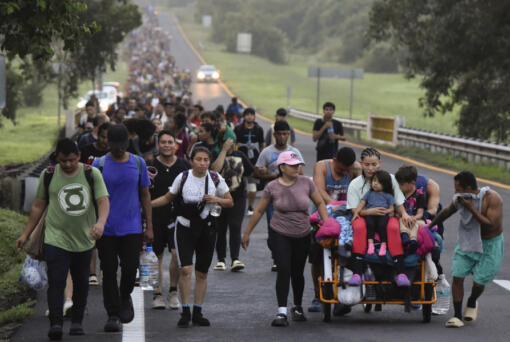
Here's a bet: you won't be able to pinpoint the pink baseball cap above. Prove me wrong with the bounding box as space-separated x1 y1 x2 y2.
276 151 304 166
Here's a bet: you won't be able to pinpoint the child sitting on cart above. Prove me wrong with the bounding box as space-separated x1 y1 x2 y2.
350 170 395 284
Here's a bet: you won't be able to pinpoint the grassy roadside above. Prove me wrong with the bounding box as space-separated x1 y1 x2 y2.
0 60 128 165
169 7 460 135
166 6 510 185
0 208 34 340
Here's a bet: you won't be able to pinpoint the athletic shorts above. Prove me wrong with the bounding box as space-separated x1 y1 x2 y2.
153 222 176 256
174 222 217 273
452 234 504 286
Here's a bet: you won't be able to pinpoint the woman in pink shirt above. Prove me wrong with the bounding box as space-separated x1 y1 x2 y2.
242 151 328 327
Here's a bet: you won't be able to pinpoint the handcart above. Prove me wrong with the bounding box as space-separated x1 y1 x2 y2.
318 241 437 323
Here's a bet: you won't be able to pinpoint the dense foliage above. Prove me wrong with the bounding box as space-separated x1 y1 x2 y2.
194 0 399 70
0 0 141 123
368 0 510 141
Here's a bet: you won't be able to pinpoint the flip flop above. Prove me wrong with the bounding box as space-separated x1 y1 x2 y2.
463 301 478 322
445 317 464 328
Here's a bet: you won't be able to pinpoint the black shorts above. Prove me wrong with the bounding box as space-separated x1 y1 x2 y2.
153 222 176 256
175 221 217 273
308 238 324 265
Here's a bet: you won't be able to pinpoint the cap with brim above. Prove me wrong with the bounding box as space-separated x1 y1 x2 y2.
276 151 304 166
108 124 129 150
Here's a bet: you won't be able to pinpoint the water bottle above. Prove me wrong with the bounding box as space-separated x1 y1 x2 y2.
146 246 159 290
432 274 450 315
139 245 158 291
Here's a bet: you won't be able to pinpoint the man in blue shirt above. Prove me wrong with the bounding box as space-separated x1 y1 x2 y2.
93 124 153 332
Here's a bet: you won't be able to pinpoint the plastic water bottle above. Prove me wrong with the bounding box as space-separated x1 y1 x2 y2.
146 246 159 290
140 245 158 291
432 274 450 315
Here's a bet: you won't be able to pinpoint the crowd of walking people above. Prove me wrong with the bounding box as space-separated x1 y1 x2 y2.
14 10 504 341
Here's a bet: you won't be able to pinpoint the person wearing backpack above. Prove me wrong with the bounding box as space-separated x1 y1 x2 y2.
151 146 233 328
16 138 109 340
92 124 154 332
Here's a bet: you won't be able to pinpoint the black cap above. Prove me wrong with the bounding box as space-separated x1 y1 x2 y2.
108 124 129 150
274 120 290 132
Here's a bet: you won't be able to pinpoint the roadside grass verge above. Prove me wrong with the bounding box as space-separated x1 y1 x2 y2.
0 60 128 165
0 208 34 340
170 7 460 135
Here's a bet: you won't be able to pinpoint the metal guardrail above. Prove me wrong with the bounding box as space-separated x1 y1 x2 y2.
288 107 510 170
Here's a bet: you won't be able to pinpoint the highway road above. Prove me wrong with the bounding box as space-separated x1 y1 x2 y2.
12 9 510 342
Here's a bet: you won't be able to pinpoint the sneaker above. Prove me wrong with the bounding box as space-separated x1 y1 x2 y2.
231 259 245 272
271 313 288 327
247 207 254 216
308 297 321 312
48 325 63 341
178 308 191 328
395 273 411 287
69 322 85 336
119 296 134 323
367 243 375 255
167 291 180 310
152 294 166 310
192 307 210 326
213 261 226 271
271 264 278 272
64 300 73 317
378 243 387 256
89 274 99 286
290 306 307 322
104 316 121 332
348 274 362 286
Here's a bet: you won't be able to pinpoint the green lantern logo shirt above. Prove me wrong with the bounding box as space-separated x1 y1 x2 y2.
58 183 90 216
36 164 108 252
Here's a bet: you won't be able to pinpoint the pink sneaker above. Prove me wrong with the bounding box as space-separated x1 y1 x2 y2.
395 273 411 287
348 274 362 286
378 243 387 256
367 243 375 255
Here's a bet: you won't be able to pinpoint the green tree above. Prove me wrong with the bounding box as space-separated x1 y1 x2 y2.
0 1 92 60
368 0 510 141
72 0 141 91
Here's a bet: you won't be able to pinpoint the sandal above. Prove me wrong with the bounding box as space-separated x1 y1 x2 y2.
463 301 478 322
445 317 464 328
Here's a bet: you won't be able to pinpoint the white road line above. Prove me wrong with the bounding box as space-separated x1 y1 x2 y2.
122 287 145 342
494 279 510 292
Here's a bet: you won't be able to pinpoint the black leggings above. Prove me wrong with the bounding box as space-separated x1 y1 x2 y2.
268 228 310 307
216 195 246 262
365 215 389 243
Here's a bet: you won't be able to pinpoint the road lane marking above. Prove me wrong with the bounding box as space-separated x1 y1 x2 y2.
171 13 510 191
494 280 510 292
122 287 145 342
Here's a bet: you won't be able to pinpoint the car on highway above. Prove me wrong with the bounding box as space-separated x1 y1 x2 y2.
76 84 119 112
196 65 220 82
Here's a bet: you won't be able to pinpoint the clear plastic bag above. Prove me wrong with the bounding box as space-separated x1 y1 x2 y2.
19 256 48 290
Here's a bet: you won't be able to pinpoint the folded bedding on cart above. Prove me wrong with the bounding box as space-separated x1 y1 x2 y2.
310 203 443 268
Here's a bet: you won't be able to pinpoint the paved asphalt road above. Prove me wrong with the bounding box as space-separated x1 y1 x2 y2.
12 9 510 342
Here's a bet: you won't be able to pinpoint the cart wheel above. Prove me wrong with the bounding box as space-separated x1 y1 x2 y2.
363 303 372 313
322 302 331 322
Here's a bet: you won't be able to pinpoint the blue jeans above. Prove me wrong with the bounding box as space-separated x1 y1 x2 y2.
45 244 93 326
